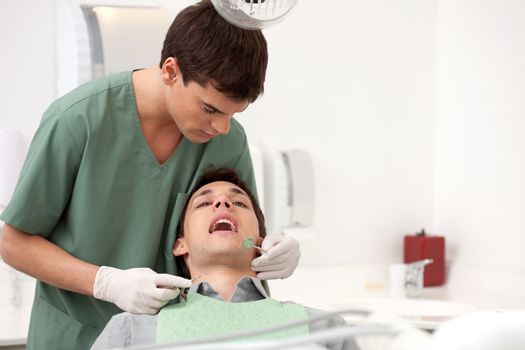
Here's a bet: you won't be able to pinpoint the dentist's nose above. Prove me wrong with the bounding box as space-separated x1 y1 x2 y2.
211 116 231 135
213 196 231 209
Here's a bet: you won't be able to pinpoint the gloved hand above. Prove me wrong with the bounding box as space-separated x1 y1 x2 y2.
250 234 300 280
93 266 192 314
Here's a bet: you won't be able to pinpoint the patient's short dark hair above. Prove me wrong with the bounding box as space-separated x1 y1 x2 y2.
175 167 266 278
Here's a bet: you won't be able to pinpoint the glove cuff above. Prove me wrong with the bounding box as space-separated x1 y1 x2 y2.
93 265 118 301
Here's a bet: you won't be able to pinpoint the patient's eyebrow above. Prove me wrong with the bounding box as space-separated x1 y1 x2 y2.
229 187 248 197
193 187 248 199
194 189 213 198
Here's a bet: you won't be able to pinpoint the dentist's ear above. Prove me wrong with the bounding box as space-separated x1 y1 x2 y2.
161 57 180 84
163 70 176 84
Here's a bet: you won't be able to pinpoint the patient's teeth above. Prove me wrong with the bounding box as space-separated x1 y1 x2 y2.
211 218 237 232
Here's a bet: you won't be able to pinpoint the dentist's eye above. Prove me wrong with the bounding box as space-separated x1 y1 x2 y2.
196 201 212 208
202 106 216 114
233 201 248 208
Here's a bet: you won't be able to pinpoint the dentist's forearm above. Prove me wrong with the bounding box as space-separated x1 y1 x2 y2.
0 224 98 296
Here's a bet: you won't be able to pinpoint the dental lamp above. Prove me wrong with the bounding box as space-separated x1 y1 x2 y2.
210 0 299 30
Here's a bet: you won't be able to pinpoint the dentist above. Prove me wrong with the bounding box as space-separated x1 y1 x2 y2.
0 1 299 349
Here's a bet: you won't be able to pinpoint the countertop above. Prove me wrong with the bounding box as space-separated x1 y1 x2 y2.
1 262 525 346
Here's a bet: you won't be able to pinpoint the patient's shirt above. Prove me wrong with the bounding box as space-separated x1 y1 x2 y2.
91 277 359 350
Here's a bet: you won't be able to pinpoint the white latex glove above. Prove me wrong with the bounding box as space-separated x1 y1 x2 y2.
93 266 192 314
250 234 300 280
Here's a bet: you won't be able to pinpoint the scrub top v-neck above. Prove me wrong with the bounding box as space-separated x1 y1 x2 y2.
0 71 257 350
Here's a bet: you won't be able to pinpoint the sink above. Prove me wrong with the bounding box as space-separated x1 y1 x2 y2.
331 298 477 329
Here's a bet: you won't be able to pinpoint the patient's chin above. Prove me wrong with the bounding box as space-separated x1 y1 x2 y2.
202 245 255 266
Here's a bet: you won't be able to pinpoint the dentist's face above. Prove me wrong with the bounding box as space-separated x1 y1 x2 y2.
162 58 249 143
174 181 260 269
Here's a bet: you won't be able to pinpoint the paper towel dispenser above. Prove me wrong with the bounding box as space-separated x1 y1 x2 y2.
282 150 315 227
56 0 171 96
256 143 315 240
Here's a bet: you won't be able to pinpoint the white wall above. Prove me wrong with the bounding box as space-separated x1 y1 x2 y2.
1 0 437 267
0 0 192 144
0 1 56 148
241 0 437 265
5 1 524 271
434 0 525 269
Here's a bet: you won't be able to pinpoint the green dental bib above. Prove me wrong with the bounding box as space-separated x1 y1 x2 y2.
157 292 309 344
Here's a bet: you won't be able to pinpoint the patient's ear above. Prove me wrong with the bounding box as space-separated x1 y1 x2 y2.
173 238 188 256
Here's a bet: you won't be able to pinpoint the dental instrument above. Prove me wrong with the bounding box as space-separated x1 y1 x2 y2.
179 276 202 301
131 325 393 350
243 237 267 253
125 308 393 350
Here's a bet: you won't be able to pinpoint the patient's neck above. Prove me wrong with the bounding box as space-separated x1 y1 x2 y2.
190 266 256 302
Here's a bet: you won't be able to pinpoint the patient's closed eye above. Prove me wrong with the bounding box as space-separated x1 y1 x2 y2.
233 201 248 208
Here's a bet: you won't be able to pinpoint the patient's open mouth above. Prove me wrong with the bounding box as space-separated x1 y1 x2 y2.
209 217 238 233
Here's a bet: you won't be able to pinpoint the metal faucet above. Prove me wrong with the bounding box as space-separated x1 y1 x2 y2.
405 259 433 298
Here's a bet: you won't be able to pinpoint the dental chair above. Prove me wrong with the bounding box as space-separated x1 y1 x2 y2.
424 310 525 350
117 310 525 350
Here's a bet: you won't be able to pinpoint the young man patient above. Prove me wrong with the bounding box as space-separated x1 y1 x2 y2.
91 168 359 350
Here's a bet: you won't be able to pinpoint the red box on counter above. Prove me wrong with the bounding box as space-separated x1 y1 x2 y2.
404 229 445 286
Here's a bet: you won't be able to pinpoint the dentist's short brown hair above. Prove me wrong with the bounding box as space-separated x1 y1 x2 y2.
160 0 268 103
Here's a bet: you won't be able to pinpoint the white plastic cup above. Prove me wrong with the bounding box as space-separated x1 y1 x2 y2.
389 263 407 298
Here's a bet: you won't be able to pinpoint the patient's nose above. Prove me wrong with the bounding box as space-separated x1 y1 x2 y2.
213 197 231 209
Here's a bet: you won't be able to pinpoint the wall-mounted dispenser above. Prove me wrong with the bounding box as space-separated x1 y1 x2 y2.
0 129 24 215
56 0 171 97
256 143 315 240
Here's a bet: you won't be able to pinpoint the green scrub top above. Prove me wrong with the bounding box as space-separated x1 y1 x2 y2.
0 71 257 350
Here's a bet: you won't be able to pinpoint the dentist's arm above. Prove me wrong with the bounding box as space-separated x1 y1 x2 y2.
0 224 191 314
0 224 98 295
